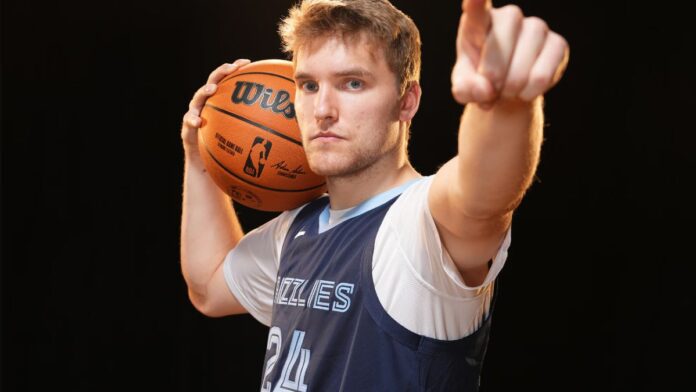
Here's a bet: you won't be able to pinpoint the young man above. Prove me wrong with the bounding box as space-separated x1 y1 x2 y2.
180 0 568 390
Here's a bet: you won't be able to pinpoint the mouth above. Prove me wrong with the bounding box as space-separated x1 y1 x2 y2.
311 131 344 141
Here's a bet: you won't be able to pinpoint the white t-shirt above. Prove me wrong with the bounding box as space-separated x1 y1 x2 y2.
223 176 511 340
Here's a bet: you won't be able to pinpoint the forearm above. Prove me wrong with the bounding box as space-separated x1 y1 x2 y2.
455 97 544 218
180 146 244 296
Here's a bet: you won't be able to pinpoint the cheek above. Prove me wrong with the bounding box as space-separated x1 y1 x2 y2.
359 101 400 131
351 89 400 120
294 96 308 122
345 98 381 125
294 99 311 136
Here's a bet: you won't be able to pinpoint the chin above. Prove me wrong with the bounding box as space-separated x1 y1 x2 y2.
307 160 349 177
307 152 361 178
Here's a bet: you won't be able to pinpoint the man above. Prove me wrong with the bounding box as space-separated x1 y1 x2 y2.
180 0 568 390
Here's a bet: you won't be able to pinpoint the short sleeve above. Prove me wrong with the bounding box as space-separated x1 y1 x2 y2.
372 176 512 339
223 207 302 326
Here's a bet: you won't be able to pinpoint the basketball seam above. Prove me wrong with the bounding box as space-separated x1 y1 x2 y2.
219 71 295 87
205 104 303 147
204 145 326 193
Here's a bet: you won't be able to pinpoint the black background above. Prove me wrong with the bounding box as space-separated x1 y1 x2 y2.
2 0 694 391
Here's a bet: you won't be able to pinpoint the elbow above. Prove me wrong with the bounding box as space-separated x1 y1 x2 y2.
187 289 220 318
187 289 236 318
187 289 210 316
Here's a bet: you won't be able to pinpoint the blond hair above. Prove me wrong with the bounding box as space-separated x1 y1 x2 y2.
279 0 421 94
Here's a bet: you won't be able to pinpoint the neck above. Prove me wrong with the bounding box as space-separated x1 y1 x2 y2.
326 149 420 210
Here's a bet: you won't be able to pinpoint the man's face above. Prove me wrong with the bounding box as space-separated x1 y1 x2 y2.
293 34 404 178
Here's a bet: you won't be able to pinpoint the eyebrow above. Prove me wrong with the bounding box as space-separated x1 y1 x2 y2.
294 68 375 81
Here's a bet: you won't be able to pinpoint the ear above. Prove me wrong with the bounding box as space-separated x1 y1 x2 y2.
399 81 422 122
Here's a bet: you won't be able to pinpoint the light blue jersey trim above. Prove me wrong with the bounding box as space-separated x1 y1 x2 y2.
318 177 424 233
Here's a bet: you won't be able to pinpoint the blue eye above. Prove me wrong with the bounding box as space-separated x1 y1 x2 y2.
301 81 318 92
346 80 363 90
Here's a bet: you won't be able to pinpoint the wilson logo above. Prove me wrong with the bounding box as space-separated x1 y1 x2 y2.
231 81 296 120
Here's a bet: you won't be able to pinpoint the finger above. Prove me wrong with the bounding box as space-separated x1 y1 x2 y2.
456 12 480 65
518 31 569 101
183 111 201 128
181 110 204 147
461 0 492 50
501 16 548 99
452 52 495 104
188 83 218 115
478 5 524 93
206 59 251 85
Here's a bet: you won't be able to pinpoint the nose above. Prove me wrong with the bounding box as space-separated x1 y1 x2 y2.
314 86 338 128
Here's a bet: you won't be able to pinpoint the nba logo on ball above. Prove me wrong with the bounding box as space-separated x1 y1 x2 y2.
244 137 272 178
197 59 327 212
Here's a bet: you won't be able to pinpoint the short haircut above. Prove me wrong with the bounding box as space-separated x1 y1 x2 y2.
279 0 421 94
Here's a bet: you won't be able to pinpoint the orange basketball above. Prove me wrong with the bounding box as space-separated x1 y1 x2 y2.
198 59 326 211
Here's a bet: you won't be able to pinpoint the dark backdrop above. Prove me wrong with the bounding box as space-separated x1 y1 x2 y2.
2 0 693 391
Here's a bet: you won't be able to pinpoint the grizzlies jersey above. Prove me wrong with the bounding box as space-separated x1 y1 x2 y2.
260 195 495 392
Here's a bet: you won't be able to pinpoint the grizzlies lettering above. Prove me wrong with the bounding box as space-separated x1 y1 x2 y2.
274 276 355 313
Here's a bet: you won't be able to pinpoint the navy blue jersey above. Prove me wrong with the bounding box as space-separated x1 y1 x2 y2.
260 195 495 391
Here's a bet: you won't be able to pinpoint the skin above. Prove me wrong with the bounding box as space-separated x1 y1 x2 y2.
180 0 569 315
292 34 421 209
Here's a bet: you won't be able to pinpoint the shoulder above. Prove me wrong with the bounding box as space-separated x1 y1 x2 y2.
237 199 315 259
387 176 432 213
249 199 313 237
382 176 434 232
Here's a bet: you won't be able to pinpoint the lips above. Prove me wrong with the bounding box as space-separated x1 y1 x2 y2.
311 131 344 141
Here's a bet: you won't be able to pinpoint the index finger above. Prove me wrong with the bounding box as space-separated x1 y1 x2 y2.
462 0 492 48
206 59 251 84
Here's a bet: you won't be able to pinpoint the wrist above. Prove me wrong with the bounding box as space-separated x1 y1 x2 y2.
183 144 205 166
491 96 542 112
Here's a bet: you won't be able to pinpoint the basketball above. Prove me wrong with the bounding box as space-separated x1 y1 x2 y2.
198 59 326 211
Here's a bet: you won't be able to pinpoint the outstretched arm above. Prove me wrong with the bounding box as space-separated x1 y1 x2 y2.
430 0 569 285
180 59 252 316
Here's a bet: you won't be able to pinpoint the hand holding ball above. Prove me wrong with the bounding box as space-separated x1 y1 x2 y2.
198 59 326 211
